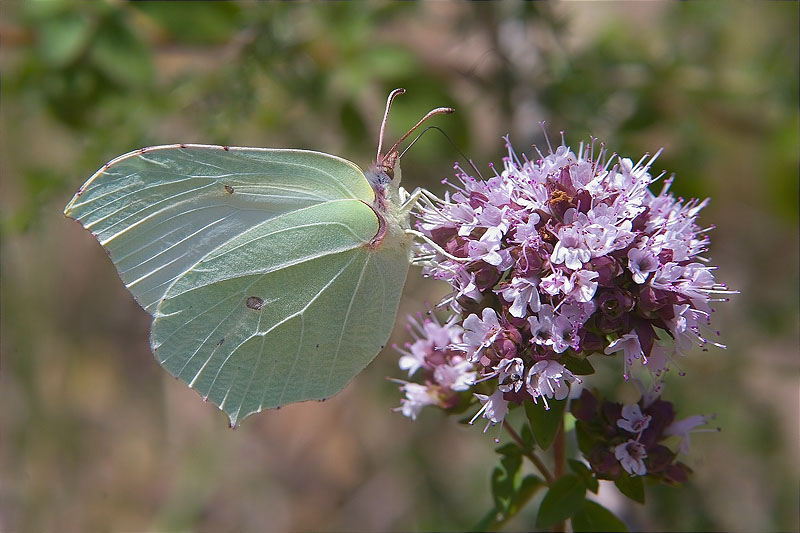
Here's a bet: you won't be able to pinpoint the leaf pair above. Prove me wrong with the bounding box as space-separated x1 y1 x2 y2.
475 443 545 531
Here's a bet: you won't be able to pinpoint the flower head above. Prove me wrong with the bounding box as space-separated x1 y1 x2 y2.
393 132 733 446
396 383 437 421
459 307 502 362
615 440 648 476
665 413 717 455
572 387 706 484
526 360 578 409
617 403 652 434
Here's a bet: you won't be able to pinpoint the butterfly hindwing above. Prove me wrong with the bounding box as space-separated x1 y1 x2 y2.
153 198 407 425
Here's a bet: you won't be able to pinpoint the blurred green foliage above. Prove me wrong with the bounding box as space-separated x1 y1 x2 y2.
1 2 797 532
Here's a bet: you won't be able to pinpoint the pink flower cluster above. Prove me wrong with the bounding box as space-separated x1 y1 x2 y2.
571 386 717 480
394 134 732 438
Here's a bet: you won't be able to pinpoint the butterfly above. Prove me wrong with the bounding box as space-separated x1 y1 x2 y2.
64 88 453 426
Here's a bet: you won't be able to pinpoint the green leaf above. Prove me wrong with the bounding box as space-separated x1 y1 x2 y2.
572 500 628 532
535 474 587 528
482 443 530 529
562 354 595 375
491 443 523 512
614 473 645 503
478 474 545 531
574 420 598 455
524 397 567 450
568 459 599 494
520 423 535 452
473 508 502 532
563 411 577 433
36 12 92 66
132 2 242 44
490 466 509 513
508 475 545 516
89 13 153 86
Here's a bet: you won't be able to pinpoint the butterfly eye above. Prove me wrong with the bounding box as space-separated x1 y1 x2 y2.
366 165 393 188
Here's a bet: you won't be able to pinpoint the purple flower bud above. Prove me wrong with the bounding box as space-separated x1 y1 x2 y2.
574 190 593 214
468 191 489 209
634 320 657 358
608 288 636 317
631 205 650 232
638 285 671 314
571 388 599 422
589 256 623 287
589 447 621 477
578 329 604 353
602 400 623 429
664 462 692 484
657 248 674 264
473 263 502 292
644 444 676 474
496 337 518 359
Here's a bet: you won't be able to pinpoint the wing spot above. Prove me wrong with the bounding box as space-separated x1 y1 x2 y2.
224 185 235 194
246 296 264 310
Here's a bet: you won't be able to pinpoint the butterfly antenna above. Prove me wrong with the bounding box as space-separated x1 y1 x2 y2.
385 106 455 159
377 88 406 163
400 125 483 180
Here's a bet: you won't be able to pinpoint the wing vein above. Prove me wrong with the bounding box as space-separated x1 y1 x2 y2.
324 252 372 393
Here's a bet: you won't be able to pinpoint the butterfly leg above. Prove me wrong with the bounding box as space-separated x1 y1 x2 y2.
397 186 447 213
404 229 470 263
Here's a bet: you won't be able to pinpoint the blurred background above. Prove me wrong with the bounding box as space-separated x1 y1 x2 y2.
1 2 797 531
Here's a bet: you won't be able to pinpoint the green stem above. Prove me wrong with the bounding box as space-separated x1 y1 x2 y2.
504 423 554 485
551 418 567 532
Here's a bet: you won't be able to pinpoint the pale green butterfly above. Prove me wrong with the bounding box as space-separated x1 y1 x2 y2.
64 89 453 427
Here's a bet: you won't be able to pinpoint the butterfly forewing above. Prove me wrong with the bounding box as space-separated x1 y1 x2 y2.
64 146 375 313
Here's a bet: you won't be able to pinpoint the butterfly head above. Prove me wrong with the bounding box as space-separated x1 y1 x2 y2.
370 88 453 192
368 150 399 188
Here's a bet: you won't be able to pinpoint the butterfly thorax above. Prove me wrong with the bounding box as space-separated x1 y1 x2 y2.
364 156 412 252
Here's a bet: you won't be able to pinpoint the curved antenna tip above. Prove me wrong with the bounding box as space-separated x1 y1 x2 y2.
377 89 408 162
384 106 456 159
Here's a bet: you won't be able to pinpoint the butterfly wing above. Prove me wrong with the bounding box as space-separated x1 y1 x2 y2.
65 145 376 313
65 145 411 425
